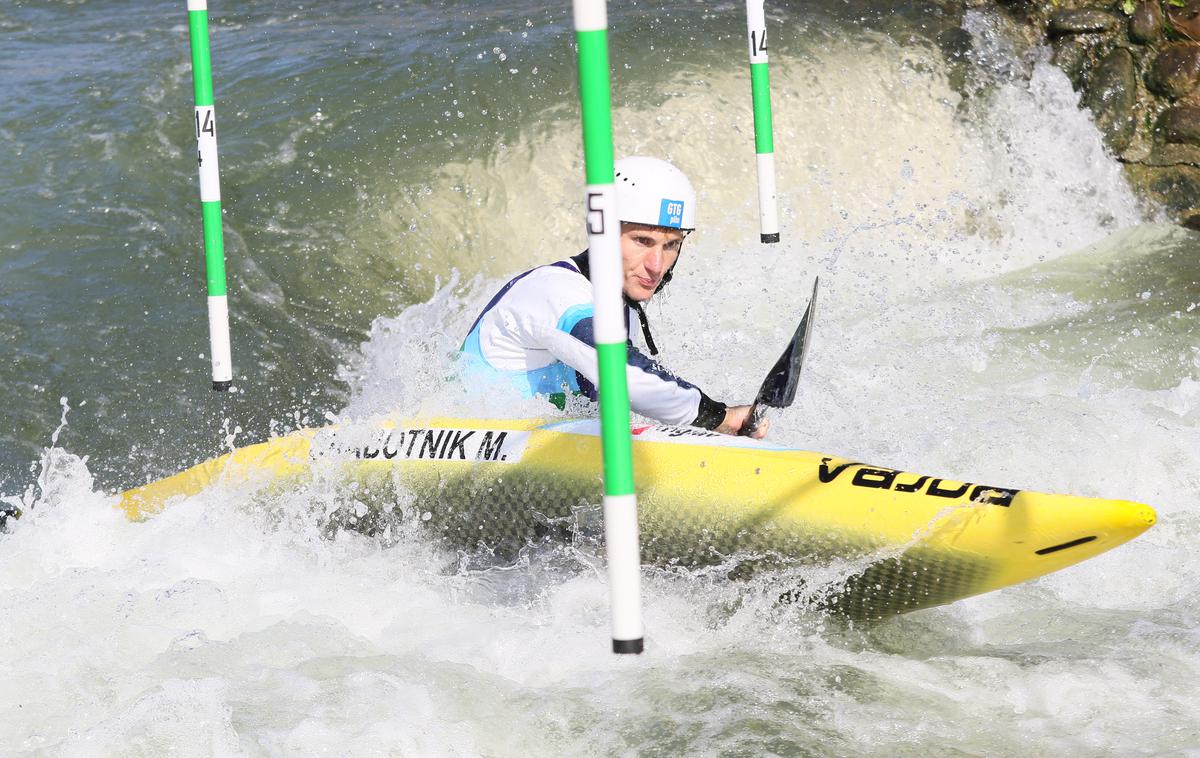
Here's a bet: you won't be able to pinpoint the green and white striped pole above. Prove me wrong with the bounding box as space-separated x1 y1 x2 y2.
573 0 644 655
187 0 233 390
745 0 779 244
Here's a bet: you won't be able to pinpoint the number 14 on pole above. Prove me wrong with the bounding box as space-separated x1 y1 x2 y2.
186 0 234 391
746 0 779 244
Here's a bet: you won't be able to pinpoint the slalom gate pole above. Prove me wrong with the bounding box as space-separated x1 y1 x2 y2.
745 0 779 243
186 0 233 390
572 0 644 655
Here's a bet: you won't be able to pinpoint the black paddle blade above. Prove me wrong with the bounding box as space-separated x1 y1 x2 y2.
740 277 818 436
756 277 818 408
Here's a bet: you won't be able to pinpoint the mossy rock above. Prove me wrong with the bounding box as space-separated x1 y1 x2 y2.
1084 48 1139 152
1048 8 1120 37
1126 162 1200 215
1146 42 1200 99
1130 0 1164 44
1155 104 1200 144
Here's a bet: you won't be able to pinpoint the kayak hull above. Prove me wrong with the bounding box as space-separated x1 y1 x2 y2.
118 417 1156 619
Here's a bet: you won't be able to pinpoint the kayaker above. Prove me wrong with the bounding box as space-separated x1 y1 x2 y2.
460 156 766 437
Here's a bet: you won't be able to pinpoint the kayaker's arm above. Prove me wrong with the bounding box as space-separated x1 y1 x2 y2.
472 262 762 435
537 312 731 430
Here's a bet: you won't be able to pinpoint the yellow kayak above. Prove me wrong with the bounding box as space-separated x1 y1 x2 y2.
118 417 1156 619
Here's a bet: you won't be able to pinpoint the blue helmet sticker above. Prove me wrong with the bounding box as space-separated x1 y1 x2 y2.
658 199 685 228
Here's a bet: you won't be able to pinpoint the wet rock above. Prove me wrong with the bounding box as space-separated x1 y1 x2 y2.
1130 0 1163 44
990 0 1040 24
1166 1 1200 43
1119 140 1153 164
986 0 1200 224
938 26 974 63
1052 38 1091 87
1127 163 1200 215
1048 9 1119 37
1146 43 1200 98
938 27 975 93
1141 142 1200 166
1156 105 1200 144
1084 48 1138 152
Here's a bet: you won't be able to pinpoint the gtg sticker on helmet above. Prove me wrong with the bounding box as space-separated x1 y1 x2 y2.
658 199 685 228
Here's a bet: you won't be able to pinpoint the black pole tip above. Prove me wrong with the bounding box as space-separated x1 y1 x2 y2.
612 638 644 655
761 232 781 244
211 380 233 392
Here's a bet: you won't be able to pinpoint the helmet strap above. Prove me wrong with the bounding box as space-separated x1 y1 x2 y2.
653 239 683 294
626 298 660 356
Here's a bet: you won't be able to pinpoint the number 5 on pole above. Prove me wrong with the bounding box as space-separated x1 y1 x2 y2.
186 0 234 390
746 0 779 244
573 0 645 655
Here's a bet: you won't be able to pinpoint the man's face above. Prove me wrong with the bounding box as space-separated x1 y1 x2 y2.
620 224 684 302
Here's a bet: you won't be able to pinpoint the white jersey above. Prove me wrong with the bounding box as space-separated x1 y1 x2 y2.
460 255 726 429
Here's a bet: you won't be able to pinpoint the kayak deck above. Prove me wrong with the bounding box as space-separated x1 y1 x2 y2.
118 417 1156 619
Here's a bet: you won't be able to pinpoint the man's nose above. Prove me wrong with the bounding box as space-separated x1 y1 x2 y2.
644 247 663 275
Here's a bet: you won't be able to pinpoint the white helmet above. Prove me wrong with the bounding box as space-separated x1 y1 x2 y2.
614 157 697 231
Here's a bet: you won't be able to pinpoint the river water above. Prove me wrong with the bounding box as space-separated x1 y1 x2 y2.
2 0 1198 754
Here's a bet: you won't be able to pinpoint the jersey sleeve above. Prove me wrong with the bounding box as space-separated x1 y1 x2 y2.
533 297 726 428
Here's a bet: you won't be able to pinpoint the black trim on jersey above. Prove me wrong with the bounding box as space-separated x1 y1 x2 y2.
693 394 728 431
465 260 577 340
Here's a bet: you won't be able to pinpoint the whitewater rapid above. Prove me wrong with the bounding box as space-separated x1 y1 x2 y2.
2 2 1197 754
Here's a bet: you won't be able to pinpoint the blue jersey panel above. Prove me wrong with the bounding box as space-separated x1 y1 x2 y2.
461 322 580 398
